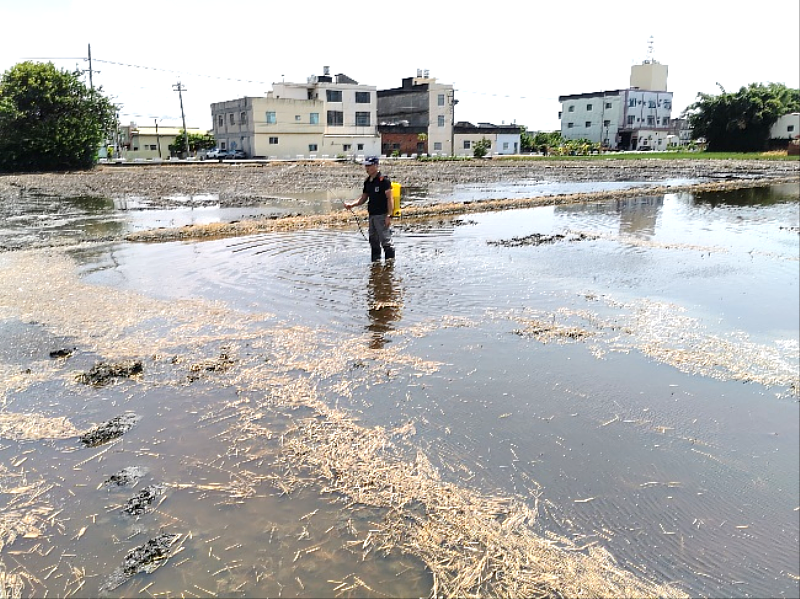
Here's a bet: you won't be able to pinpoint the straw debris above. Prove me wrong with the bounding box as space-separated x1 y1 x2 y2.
0 412 81 441
279 411 687 598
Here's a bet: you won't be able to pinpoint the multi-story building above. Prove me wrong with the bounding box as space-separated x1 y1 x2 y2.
210 67 380 159
558 60 673 151
667 117 692 147
377 71 455 156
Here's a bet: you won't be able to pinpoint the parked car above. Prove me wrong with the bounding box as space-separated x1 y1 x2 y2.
202 148 225 160
231 149 246 159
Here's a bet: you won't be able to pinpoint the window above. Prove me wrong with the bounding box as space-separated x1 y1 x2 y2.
605 102 612 109
355 91 370 103
326 89 342 102
240 112 247 124
629 99 636 107
433 142 442 151
627 116 635 125
438 94 445 106
357 143 364 151
327 111 344 126
438 115 445 127
310 113 319 124
463 140 471 149
585 121 591 128
567 122 574 129
309 144 318 152
788 125 795 132
220 142 226 150
295 115 302 121
217 115 223 128
266 111 276 124
568 105 575 112
149 144 157 150
229 113 235 125
663 100 672 109
269 137 278 144
603 120 611 127
132 146 138 151
343 144 351 151
586 103 593 111
647 116 655 126
648 101 656 108
662 117 669 126
355 112 370 126
503 142 509 150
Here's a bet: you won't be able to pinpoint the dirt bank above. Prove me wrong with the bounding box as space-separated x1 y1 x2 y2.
1 159 797 207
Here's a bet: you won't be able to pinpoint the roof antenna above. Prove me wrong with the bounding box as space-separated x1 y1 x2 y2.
645 35 655 63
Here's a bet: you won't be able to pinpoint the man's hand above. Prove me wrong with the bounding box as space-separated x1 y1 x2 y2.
385 215 391 227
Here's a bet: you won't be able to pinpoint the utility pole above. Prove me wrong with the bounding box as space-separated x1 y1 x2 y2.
173 82 190 158
87 43 94 91
154 118 162 159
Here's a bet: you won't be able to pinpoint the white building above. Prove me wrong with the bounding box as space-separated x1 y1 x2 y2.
454 122 521 157
211 67 381 159
770 112 800 140
559 60 673 151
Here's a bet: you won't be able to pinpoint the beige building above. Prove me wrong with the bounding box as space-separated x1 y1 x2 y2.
211 67 380 159
116 123 207 160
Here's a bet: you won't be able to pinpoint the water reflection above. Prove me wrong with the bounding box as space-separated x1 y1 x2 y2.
693 182 799 207
366 262 403 349
553 194 665 237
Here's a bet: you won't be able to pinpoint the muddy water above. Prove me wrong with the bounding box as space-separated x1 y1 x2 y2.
1 183 798 597
0 179 705 250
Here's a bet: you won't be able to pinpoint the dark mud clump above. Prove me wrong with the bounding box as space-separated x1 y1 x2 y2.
488 231 598 247
103 466 149 487
187 348 235 382
77 360 143 386
80 412 141 447
123 484 166 515
49 347 76 359
100 533 181 593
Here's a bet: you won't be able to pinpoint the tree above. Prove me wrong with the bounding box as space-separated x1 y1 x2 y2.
683 82 800 152
0 61 115 172
525 130 562 155
519 126 535 153
168 131 216 155
473 138 491 158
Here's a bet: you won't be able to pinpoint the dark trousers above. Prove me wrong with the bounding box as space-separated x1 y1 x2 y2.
368 214 394 260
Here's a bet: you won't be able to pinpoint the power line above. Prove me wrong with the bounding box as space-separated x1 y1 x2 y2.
25 54 546 102
91 58 271 86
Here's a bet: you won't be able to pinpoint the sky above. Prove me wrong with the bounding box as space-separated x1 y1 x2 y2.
1 0 799 133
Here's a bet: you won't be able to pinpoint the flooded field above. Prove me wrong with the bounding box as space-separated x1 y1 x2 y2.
0 177 798 597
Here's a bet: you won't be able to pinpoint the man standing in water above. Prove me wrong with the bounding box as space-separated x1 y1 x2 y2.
344 156 395 261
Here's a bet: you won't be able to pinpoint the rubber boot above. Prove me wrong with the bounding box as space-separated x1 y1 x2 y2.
384 246 395 260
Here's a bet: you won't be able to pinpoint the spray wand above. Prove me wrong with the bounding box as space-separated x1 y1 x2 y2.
341 199 368 242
